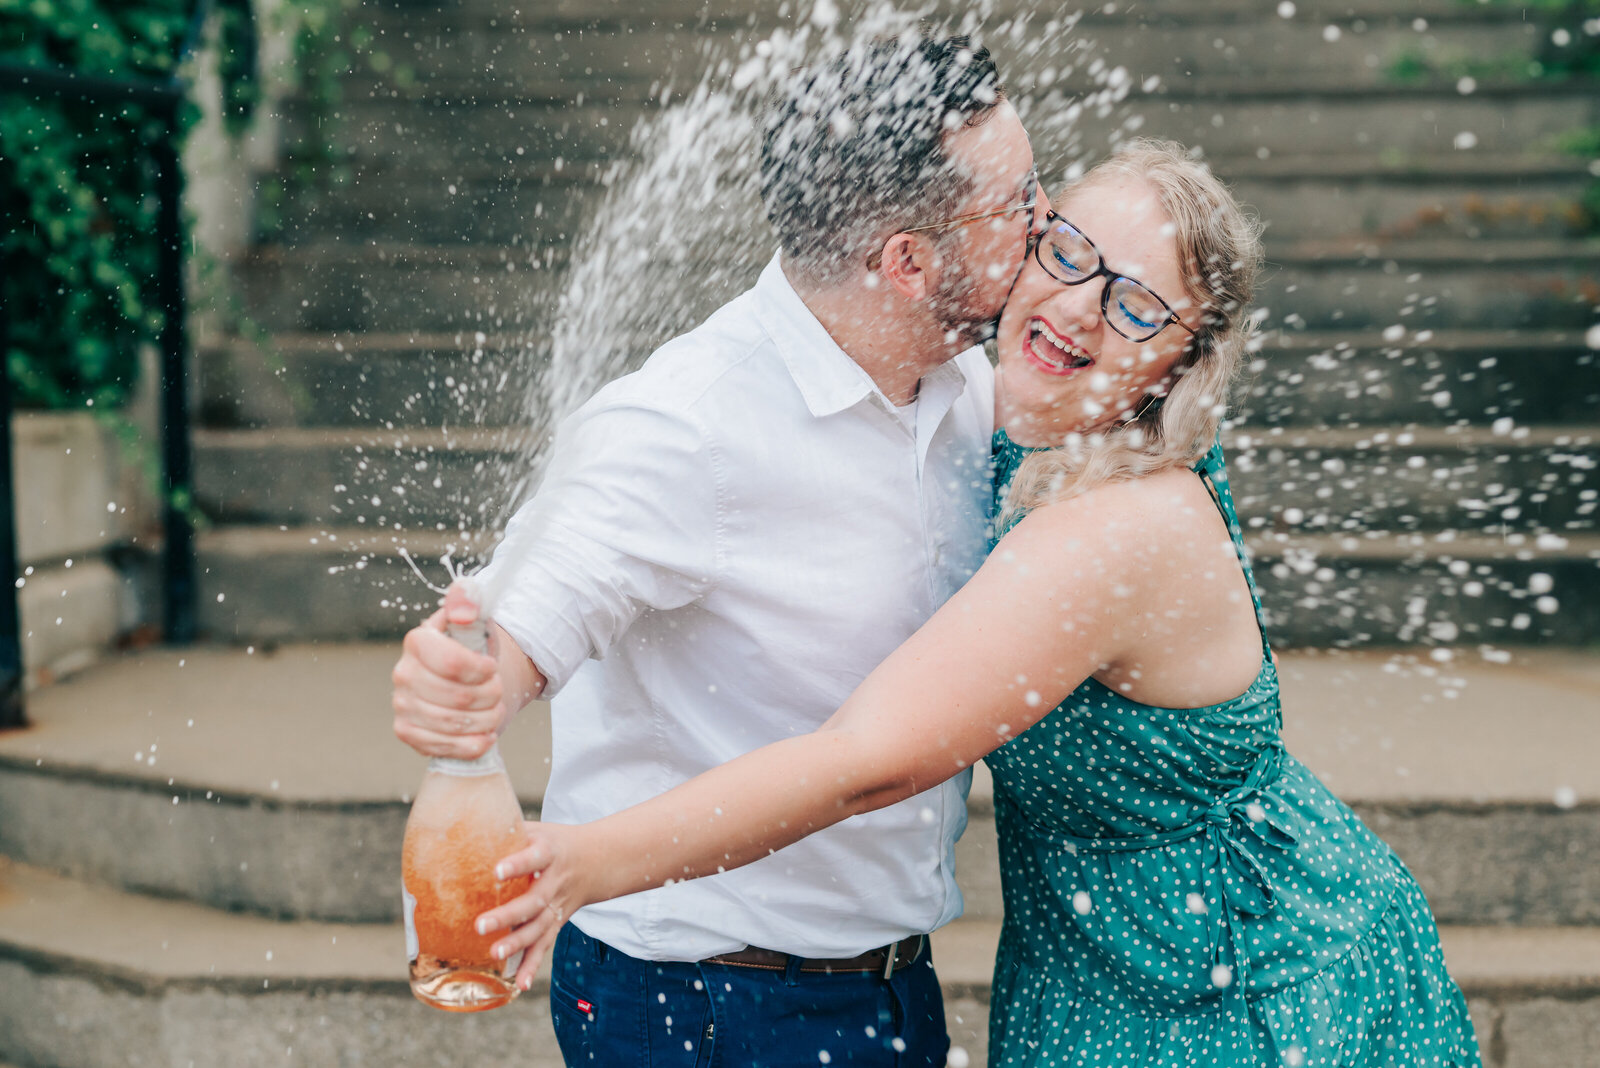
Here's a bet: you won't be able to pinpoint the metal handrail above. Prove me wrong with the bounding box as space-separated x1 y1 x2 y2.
0 0 256 727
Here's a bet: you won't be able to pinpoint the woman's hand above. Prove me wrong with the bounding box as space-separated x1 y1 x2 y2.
478 820 604 991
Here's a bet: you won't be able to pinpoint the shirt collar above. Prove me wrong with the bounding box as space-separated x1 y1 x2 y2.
753 253 970 420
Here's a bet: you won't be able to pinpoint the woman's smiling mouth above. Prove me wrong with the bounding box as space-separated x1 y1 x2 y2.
1024 317 1093 375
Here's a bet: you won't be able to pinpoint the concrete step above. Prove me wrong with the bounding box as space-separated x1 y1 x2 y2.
1229 158 1595 242
226 236 1600 334
1257 235 1600 333
1 870 1599 1068
262 153 1596 248
2 645 1596 925
0 860 567 1068
196 331 541 430
1250 530 1600 647
183 522 1600 647
336 8 1549 98
190 424 1600 537
197 328 1600 431
1238 328 1600 429
359 0 1496 23
278 78 1599 166
1228 424 1599 536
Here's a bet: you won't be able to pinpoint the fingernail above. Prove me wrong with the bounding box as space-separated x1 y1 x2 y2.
476 918 489 935
494 944 507 960
494 864 509 880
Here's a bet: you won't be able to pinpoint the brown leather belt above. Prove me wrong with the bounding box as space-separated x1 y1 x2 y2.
703 934 926 980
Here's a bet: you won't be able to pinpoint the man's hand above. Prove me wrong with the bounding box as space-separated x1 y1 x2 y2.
392 582 510 758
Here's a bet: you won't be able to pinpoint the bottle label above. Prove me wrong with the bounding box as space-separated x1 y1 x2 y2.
402 883 419 961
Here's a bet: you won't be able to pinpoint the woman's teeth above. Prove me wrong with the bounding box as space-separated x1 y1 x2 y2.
1028 321 1092 371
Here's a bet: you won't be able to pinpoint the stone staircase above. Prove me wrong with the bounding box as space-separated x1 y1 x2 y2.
191 0 1599 649
2 2 1597 1067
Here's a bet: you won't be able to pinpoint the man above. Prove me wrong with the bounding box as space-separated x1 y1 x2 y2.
393 33 1043 1066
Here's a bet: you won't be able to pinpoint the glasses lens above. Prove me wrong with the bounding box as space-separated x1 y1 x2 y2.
1106 276 1171 342
1037 221 1097 283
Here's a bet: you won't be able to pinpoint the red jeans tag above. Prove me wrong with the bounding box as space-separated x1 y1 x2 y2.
576 998 594 1015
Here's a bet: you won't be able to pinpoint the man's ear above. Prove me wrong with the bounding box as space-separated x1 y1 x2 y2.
876 233 935 303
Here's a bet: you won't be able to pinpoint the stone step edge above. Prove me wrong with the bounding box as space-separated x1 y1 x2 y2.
193 525 1600 568
353 0 1518 31
274 152 1597 188
8 739 1597 823
191 423 1597 452
2 862 1597 999
197 326 1600 358
288 76 1600 109
235 235 1600 268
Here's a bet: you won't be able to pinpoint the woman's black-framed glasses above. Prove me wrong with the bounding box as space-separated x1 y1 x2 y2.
1031 213 1196 344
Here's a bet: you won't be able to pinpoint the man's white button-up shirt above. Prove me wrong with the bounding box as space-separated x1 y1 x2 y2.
482 255 995 961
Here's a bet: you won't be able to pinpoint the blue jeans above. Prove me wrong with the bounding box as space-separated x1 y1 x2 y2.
548 924 950 1067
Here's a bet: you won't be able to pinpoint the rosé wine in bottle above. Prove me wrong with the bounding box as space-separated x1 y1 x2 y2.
401 589 529 1012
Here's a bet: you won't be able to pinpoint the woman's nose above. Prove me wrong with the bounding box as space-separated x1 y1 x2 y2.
1048 279 1102 332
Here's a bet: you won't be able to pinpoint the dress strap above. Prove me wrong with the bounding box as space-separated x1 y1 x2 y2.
1192 436 1272 655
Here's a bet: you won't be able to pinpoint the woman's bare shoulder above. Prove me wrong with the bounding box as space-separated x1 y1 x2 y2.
1007 466 1218 544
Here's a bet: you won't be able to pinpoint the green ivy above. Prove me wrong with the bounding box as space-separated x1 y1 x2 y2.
0 0 255 411
1387 0 1600 233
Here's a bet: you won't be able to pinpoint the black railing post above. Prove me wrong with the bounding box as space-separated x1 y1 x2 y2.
0 62 207 649
0 176 26 728
154 102 197 645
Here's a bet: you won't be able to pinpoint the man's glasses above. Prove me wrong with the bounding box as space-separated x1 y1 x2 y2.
866 172 1040 270
1031 213 1196 344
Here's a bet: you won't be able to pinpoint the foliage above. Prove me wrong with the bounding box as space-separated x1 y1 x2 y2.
0 0 254 410
1389 0 1600 81
1387 0 1600 233
253 0 414 237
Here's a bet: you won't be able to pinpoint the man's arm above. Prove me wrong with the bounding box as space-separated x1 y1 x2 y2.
391 394 719 756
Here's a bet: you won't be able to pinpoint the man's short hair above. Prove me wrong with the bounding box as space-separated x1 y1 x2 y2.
759 33 1005 285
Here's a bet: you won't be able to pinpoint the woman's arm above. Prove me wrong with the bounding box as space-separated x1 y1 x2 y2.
482 485 1158 988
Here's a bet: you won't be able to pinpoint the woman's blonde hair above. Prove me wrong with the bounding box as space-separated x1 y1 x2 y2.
997 139 1264 528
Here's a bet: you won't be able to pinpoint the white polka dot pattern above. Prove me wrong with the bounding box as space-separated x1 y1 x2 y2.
981 433 1482 1067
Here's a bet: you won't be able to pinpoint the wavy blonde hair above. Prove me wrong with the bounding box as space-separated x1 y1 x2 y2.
997 140 1264 528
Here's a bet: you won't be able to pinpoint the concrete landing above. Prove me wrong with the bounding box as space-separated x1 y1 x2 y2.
1 644 1595 927
2 643 1595 808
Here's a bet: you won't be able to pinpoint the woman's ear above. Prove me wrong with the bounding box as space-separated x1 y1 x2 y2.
875 233 933 302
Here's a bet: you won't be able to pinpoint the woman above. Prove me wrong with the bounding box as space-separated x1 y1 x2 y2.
477 140 1481 1067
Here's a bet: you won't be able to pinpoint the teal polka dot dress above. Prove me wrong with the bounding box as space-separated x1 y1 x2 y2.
984 430 1481 1068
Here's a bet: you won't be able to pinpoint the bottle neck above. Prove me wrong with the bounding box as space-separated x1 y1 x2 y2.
428 742 504 777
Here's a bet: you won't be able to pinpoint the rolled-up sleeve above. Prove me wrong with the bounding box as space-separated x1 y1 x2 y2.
480 397 721 698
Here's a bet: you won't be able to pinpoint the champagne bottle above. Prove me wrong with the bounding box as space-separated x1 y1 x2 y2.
402 582 528 1012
